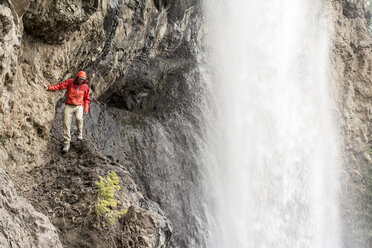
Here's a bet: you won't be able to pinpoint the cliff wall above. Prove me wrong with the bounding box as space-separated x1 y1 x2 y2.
0 0 201 246
331 0 372 247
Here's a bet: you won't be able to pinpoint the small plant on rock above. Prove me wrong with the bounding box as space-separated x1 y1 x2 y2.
94 171 127 228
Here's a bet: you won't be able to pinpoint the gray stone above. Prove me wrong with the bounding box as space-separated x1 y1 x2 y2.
0 168 63 248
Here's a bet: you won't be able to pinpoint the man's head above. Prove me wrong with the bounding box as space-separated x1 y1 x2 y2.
75 71 87 84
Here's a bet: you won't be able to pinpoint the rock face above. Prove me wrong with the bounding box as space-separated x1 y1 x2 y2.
0 1 21 137
0 0 202 247
0 168 63 247
330 0 372 247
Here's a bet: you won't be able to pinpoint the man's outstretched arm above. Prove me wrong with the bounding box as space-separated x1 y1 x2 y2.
44 79 70 91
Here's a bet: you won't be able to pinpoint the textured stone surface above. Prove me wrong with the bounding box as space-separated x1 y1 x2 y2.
0 168 63 248
23 0 99 43
330 0 372 247
25 135 171 248
0 1 20 118
121 205 172 248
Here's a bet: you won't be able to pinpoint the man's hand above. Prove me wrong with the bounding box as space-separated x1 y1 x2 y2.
84 111 88 116
44 84 49 91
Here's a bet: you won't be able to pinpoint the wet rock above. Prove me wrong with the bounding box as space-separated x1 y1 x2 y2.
331 0 372 247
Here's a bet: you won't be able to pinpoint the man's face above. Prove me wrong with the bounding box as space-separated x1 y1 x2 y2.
77 76 86 84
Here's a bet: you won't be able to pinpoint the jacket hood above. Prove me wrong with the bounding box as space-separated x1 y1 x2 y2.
75 71 87 83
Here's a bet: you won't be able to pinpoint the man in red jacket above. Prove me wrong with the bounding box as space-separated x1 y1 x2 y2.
45 71 90 153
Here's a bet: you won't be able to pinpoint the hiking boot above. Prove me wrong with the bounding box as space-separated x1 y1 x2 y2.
77 134 83 141
62 143 70 153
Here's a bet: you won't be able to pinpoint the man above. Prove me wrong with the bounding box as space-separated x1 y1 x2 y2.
45 71 90 153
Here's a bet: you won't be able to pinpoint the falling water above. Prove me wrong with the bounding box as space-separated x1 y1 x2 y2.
203 0 340 247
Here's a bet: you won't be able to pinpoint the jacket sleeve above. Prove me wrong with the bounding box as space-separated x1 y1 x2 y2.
84 88 90 113
48 79 70 91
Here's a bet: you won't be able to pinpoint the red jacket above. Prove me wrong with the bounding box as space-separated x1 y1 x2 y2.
48 79 90 113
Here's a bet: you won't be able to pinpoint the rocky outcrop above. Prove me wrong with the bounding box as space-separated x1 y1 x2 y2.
330 0 372 247
25 136 171 248
0 168 63 247
23 0 98 43
122 205 172 248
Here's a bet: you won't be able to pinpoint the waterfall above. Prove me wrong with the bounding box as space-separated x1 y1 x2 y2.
202 0 341 247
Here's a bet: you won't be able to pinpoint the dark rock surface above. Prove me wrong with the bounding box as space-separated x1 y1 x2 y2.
23 0 99 43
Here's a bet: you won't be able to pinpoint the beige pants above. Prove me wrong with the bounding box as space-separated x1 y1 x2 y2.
63 104 83 144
